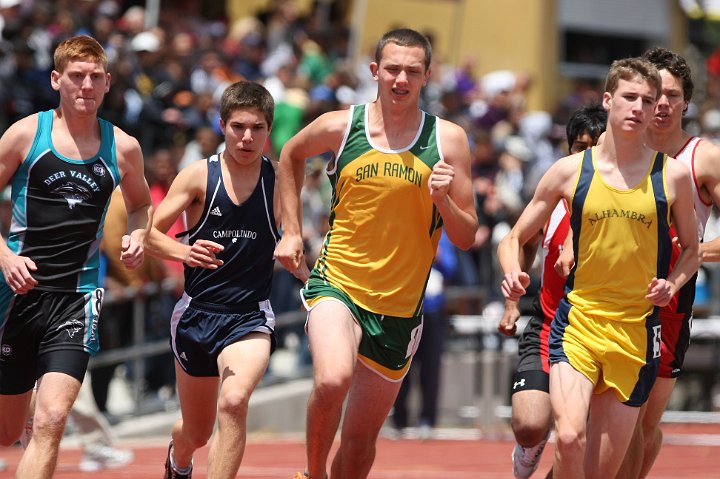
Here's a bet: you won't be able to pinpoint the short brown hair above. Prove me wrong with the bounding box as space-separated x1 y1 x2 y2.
53 35 107 73
604 57 661 100
374 28 432 70
219 81 275 127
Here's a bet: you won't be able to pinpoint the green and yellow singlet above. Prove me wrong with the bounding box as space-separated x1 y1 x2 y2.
310 104 444 318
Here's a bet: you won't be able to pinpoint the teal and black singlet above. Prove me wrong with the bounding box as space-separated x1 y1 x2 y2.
5 110 120 292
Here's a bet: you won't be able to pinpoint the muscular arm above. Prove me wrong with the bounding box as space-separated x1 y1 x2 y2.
116 129 152 270
498 156 577 302
274 110 348 277
146 160 223 270
0 115 40 293
433 120 479 250
497 230 541 336
649 160 700 304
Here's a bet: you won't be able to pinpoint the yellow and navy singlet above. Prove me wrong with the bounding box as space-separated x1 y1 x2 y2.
310 104 444 318
5 110 120 292
563 147 672 323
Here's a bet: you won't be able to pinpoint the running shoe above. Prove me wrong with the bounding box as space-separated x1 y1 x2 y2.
512 439 548 479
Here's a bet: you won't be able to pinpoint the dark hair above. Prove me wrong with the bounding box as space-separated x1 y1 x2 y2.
219 81 274 127
566 103 607 150
605 57 661 100
642 46 694 107
374 28 432 70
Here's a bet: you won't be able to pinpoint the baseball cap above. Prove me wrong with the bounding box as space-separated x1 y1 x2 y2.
131 31 160 53
481 70 516 99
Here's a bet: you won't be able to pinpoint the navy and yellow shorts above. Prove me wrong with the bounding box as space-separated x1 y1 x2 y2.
301 277 423 381
549 298 660 407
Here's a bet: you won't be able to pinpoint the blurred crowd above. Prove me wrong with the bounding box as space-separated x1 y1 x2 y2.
4 0 720 411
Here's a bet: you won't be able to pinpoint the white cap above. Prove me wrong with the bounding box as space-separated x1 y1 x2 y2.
481 70 516 99
131 31 160 52
0 0 21 8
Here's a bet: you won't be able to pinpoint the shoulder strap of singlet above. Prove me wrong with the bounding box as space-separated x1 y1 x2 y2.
175 155 221 239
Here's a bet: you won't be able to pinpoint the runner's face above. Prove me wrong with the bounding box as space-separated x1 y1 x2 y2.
651 69 686 133
52 60 110 114
221 107 270 164
371 43 429 105
603 77 657 134
569 132 595 154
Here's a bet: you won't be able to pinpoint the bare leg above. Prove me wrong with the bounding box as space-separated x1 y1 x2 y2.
614 404 647 479
585 390 641 479
512 388 553 477
549 362 593 479
638 377 675 478
330 362 402 479
171 361 219 470
0 389 32 446
512 389 553 446
16 373 81 479
207 333 270 478
305 301 362 479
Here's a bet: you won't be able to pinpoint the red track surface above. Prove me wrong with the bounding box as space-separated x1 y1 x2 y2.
1 423 718 478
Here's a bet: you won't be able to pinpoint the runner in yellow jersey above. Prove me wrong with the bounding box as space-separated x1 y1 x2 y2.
499 57 700 479
274 28 478 479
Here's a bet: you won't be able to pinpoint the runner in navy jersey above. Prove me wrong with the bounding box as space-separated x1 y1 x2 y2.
0 35 151 478
147 81 306 479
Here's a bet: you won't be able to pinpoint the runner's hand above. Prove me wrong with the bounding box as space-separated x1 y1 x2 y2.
183 239 224 269
498 300 521 336
0 251 37 294
501 271 530 302
120 234 145 270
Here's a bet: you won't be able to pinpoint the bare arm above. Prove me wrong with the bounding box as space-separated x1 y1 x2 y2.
433 120 479 250
115 128 152 270
647 160 700 305
146 160 224 269
498 156 577 302
274 109 349 279
497 231 541 336
554 225 574 278
0 115 40 293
